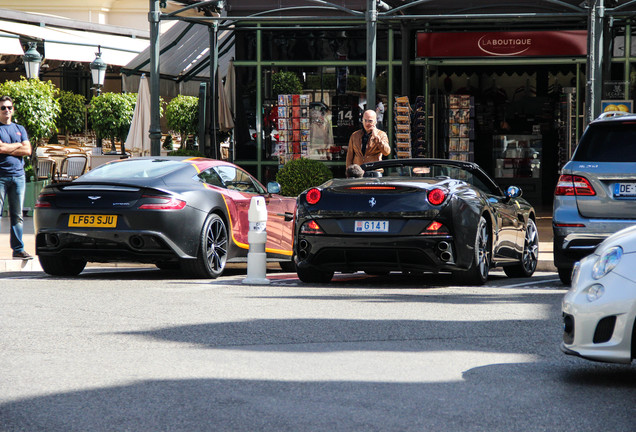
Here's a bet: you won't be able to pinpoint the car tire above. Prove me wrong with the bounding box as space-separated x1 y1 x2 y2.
558 267 573 285
279 260 296 272
297 266 334 283
182 213 228 279
504 218 539 278
38 255 86 276
454 216 491 285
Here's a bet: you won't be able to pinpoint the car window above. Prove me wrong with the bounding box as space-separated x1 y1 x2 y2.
198 168 225 187
213 166 264 194
82 159 182 179
573 122 636 162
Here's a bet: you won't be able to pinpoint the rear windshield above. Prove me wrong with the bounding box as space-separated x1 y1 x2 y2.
573 122 636 162
81 159 184 179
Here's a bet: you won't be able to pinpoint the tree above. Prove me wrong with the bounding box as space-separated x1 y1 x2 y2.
165 95 199 149
57 90 87 143
0 77 60 145
88 92 136 152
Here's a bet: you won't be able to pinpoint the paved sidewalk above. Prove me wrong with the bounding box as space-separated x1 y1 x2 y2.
1 212 557 274
0 216 39 272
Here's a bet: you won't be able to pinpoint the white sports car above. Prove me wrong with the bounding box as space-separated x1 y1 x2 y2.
561 225 636 364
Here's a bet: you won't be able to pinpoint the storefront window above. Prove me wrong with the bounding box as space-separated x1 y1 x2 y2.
258 66 383 167
233 66 258 161
261 30 384 61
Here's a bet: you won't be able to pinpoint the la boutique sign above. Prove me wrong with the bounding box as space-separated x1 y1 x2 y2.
478 36 533 56
417 30 587 58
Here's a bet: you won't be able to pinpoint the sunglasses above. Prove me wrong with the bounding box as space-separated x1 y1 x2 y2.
0 106 13 111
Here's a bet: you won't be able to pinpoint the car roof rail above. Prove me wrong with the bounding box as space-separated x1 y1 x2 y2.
597 111 633 120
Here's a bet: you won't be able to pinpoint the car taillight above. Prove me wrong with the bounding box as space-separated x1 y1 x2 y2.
347 186 397 190
421 220 449 235
306 188 321 205
555 175 596 196
138 195 186 210
300 220 324 234
428 188 446 205
35 193 55 208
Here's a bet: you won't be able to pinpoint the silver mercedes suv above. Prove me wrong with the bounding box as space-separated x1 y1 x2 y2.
553 112 636 284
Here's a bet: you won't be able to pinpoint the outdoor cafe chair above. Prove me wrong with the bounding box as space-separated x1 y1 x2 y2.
57 154 88 182
36 157 57 181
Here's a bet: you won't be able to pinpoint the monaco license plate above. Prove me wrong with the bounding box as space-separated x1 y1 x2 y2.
354 220 389 233
614 183 636 198
68 214 118 228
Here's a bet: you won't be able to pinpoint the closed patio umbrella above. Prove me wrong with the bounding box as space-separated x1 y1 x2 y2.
224 58 236 118
125 74 151 155
218 72 234 132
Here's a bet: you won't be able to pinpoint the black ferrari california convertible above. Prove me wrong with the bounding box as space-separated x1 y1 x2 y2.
294 158 538 284
34 157 296 278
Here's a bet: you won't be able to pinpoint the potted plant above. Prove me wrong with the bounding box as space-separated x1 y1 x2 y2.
57 90 87 144
88 92 136 153
272 71 303 95
165 95 199 150
275 157 333 197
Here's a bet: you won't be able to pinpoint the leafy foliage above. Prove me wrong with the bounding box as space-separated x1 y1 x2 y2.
88 92 137 150
276 158 333 197
0 77 60 144
162 134 174 150
167 147 205 157
166 95 199 148
272 71 303 95
57 91 87 136
24 159 35 181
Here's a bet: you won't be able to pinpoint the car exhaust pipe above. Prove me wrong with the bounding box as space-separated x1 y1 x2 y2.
298 239 310 260
46 233 60 247
129 235 145 249
439 251 453 262
438 241 450 251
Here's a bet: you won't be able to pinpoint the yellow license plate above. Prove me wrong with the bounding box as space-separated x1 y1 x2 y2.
68 214 118 228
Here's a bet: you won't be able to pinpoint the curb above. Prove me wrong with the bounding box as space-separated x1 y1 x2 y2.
0 258 42 272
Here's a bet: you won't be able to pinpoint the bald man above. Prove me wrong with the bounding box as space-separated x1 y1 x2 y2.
345 109 390 167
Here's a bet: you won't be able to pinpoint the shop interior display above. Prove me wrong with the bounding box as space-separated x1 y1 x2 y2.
412 96 428 158
558 87 579 170
394 96 412 159
276 94 311 163
492 133 543 204
447 94 475 162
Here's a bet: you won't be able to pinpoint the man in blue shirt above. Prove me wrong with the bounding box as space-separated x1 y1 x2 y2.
0 95 33 259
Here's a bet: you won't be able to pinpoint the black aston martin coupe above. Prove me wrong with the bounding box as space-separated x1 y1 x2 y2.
294 158 538 284
34 157 296 278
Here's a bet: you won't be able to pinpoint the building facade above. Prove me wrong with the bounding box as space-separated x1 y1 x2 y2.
211 0 636 208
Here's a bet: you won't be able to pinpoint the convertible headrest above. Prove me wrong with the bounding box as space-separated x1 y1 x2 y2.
363 171 382 178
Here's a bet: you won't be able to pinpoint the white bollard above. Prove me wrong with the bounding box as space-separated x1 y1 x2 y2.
242 196 270 285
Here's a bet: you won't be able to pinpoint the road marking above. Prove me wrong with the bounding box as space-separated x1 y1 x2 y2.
502 278 560 288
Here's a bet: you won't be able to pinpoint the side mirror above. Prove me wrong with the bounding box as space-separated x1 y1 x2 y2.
506 185 522 199
267 181 281 194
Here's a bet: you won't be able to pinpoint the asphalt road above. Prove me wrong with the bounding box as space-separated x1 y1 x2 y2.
0 268 634 431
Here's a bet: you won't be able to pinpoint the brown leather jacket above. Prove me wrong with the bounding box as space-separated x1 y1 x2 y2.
345 128 391 167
